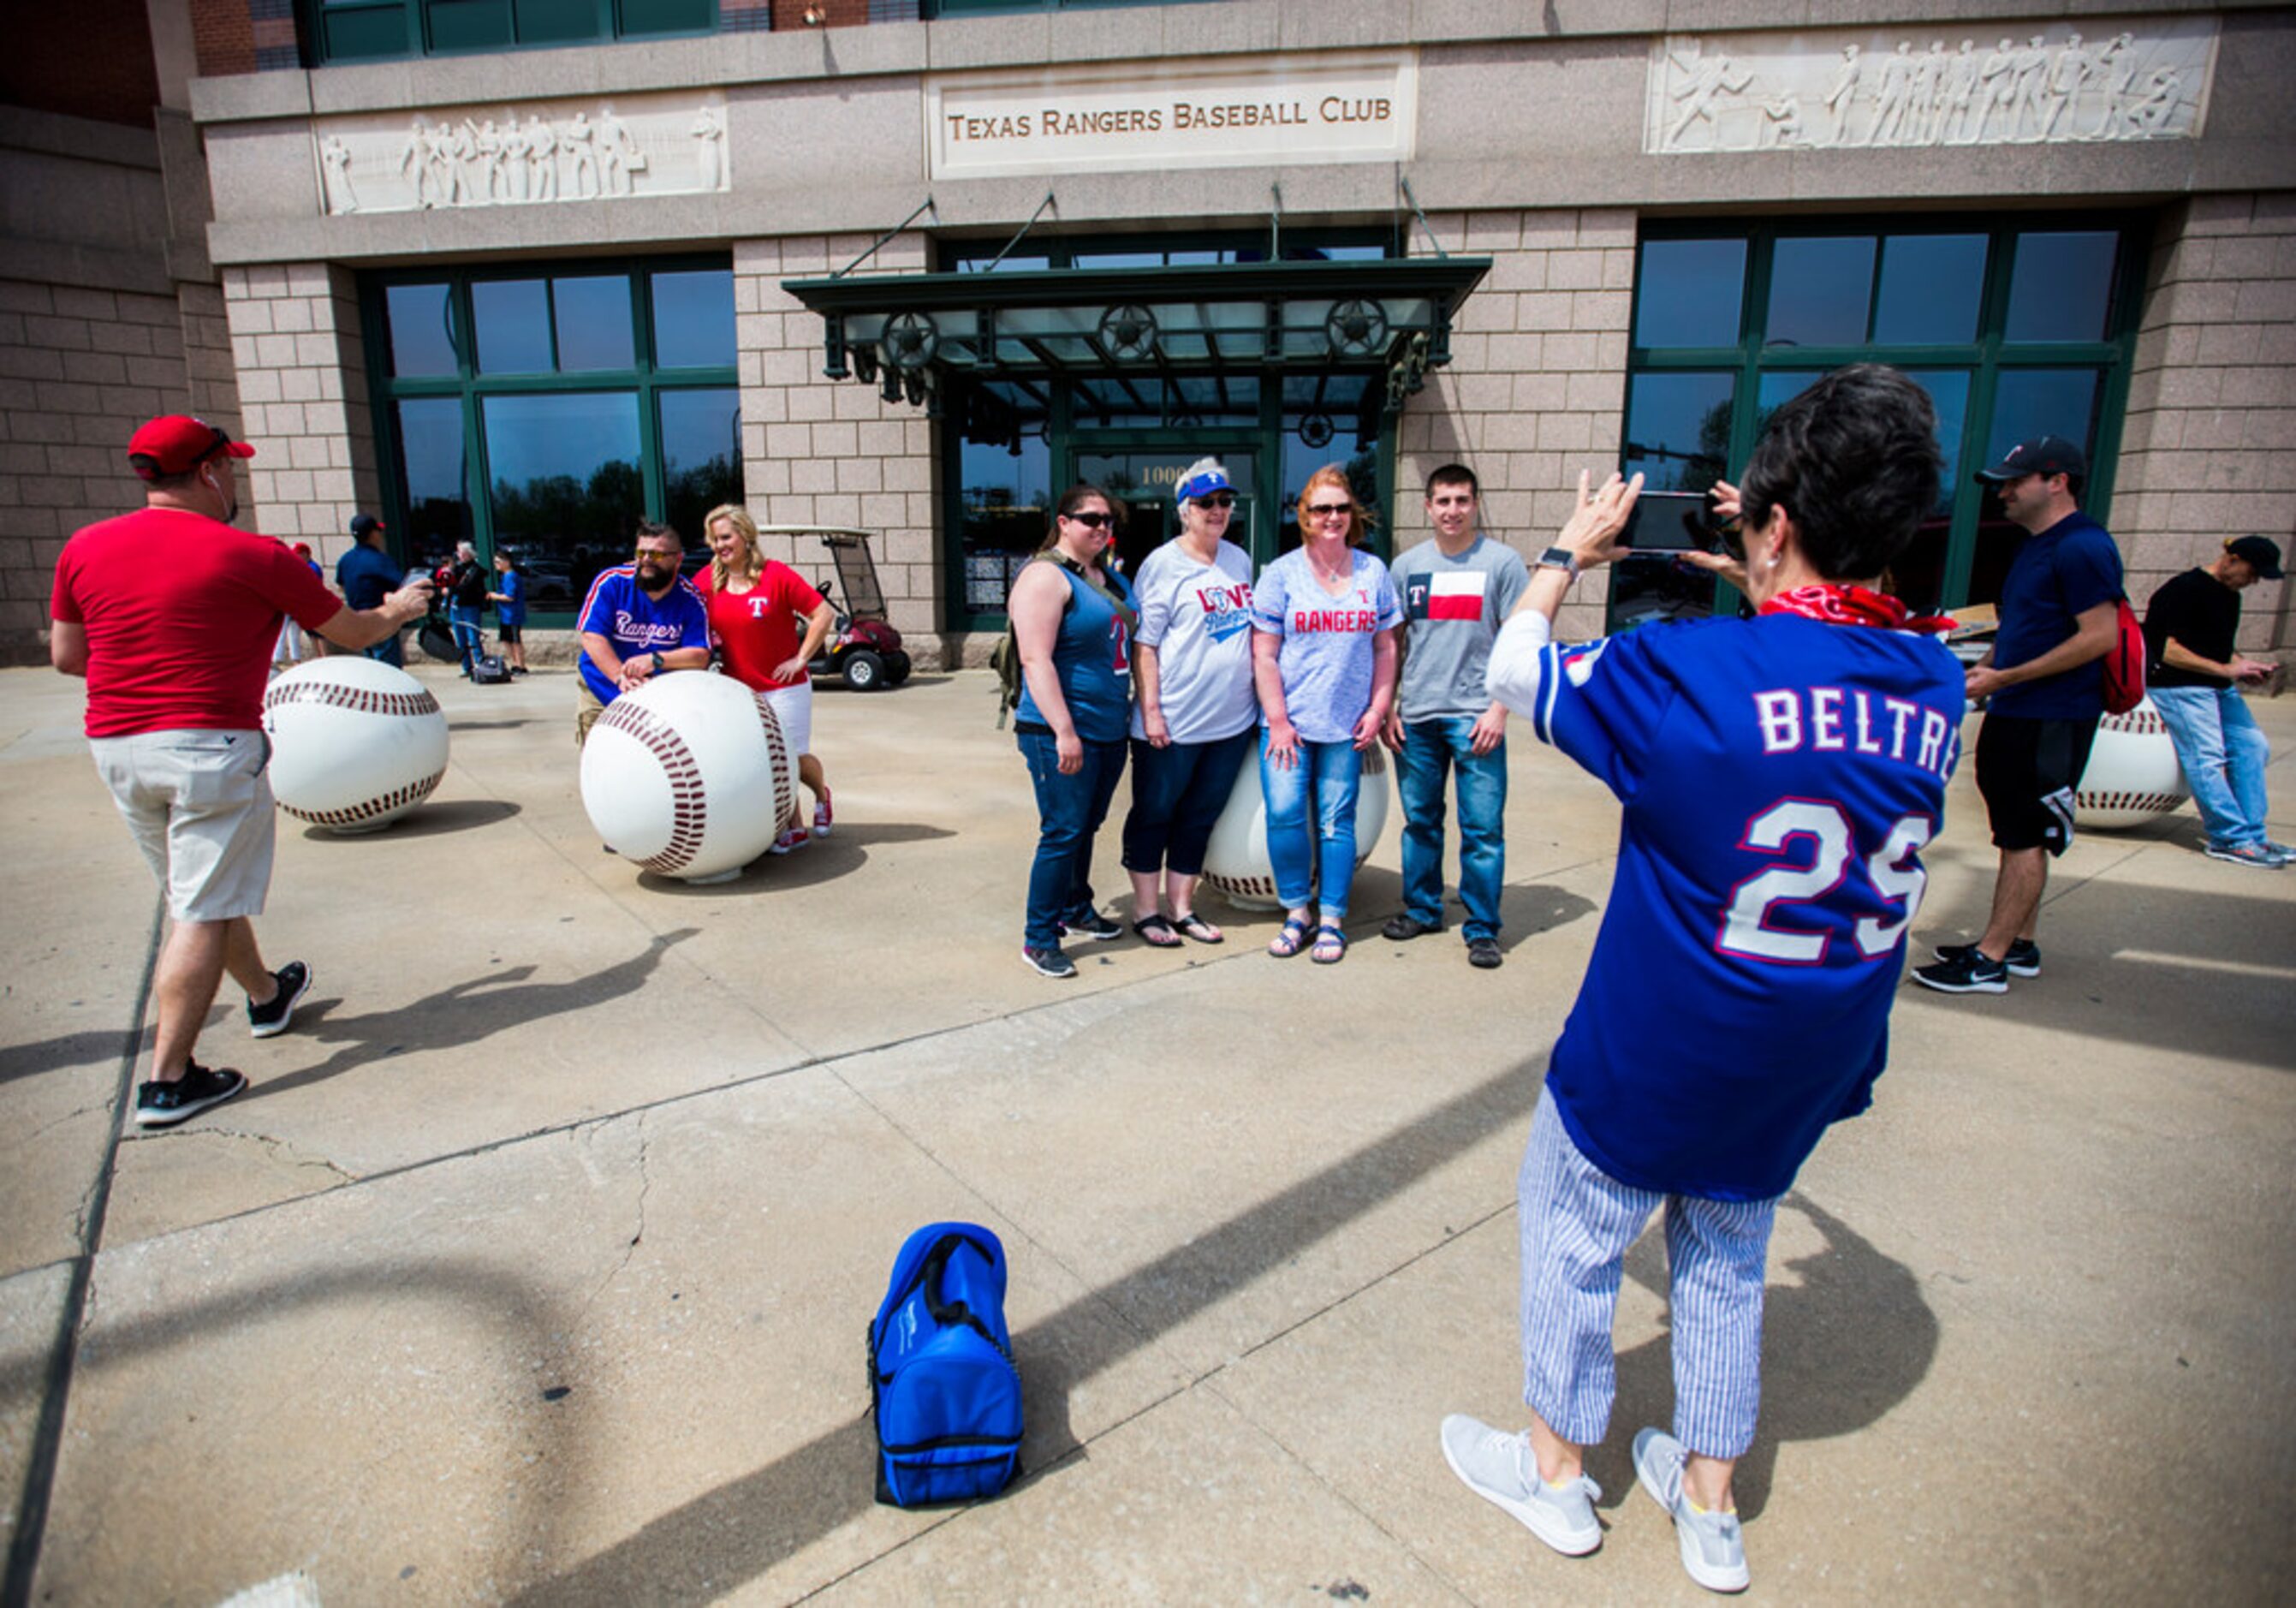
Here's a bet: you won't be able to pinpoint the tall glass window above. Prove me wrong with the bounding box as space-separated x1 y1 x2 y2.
366 259 738 621
1621 217 2140 630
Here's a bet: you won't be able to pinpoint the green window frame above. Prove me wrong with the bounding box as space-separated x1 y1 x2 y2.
305 0 717 67
1616 212 2147 633
363 256 740 627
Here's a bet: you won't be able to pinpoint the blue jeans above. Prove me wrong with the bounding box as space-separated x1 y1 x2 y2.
362 632 405 668
1017 728 1128 947
2149 685 2272 848
1261 733 1364 921
1121 728 1255 878
449 604 482 674
1397 717 1508 942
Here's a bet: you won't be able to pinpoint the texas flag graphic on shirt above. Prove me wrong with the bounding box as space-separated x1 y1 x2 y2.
1407 569 1489 623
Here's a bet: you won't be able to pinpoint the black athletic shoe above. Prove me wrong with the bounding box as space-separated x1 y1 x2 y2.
247 961 311 1039
135 1061 248 1128
1382 914 1444 941
1467 937 1503 970
1060 910 1123 943
1912 950 2008 994
1933 938 2040 978
1020 944 1076 980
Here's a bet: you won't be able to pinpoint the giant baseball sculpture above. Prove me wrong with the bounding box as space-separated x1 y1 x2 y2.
1201 743 1393 910
580 671 800 884
261 657 449 833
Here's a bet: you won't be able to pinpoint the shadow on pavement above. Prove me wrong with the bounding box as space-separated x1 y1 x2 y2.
300 799 523 842
1609 1192 1936 1522
629 823 957 896
1906 878 2296 1069
231 927 698 1107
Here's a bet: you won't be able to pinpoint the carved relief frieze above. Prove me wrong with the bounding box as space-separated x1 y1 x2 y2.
1645 19 2217 154
312 92 731 217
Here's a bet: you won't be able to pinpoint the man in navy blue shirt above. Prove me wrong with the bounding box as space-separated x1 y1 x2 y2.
1915 436 2121 993
336 513 406 665
574 521 710 747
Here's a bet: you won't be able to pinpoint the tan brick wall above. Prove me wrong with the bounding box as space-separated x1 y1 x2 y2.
1398 208 1636 644
2115 192 2295 661
0 278 206 658
223 262 382 574
735 233 944 661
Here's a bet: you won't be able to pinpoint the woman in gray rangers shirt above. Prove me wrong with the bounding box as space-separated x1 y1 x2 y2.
1120 459 1260 945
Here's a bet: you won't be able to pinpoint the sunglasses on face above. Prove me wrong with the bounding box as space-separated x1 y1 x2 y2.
1306 503 1354 519
1065 511 1113 529
635 546 679 560
1193 493 1235 509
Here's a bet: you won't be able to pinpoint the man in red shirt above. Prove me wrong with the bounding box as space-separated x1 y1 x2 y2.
50 415 431 1127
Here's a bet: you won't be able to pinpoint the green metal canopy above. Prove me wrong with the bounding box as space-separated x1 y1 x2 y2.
780 256 1492 417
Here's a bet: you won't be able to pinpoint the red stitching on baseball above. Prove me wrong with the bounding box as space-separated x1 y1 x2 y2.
598 700 706 875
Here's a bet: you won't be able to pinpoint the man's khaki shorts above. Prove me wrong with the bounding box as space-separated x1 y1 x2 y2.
89 728 276 923
576 680 607 747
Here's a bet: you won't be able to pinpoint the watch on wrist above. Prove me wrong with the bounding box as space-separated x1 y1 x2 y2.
651 651 665 674
1537 546 1580 579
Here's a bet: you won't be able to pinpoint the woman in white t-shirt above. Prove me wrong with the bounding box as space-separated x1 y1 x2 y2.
1119 459 1260 946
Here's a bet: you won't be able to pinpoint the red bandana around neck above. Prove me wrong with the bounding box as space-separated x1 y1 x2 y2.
1759 583 1954 634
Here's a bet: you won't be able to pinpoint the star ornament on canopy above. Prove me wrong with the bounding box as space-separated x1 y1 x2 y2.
1097 304 1158 360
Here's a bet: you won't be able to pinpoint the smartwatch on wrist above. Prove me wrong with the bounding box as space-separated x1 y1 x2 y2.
651 651 665 675
1536 546 1580 579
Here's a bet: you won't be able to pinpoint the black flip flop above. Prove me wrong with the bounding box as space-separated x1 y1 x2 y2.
1133 914 1183 949
1169 911 1223 945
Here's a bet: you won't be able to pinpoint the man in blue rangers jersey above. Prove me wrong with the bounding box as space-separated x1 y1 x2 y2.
574 520 711 748
1439 366 1963 1594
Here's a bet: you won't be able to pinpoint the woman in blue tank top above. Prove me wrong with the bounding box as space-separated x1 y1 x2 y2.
1009 484 1138 979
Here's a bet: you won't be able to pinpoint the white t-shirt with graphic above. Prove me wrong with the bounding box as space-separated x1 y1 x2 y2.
1129 537 1258 744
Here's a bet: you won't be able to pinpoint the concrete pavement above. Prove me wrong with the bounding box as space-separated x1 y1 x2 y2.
1 662 2291 1604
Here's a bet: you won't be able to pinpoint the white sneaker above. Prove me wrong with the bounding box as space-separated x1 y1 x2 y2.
1439 1414 1602 1556
1633 1427 1749 1593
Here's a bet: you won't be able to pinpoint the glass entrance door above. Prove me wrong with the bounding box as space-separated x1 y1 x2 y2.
1068 437 1264 575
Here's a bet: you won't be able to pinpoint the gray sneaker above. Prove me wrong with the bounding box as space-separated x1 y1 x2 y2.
1633 1427 1748 1593
2204 841 2283 869
1439 1414 1602 1557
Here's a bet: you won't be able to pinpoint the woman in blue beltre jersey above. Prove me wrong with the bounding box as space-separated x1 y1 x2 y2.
1441 365 1963 1595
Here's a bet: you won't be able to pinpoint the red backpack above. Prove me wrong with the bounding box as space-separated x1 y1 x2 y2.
2100 597 2144 715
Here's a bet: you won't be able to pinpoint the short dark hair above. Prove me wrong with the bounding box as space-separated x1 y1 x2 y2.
1737 364 1942 583
634 520 681 548
1425 462 1478 500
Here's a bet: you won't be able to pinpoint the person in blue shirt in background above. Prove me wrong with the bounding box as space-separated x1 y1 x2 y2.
488 548 529 676
1913 435 2121 993
1442 365 1961 1595
336 513 405 666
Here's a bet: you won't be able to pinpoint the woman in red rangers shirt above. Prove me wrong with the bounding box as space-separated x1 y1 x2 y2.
697 503 837 854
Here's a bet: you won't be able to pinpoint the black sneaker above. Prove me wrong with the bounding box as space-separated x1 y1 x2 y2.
1382 914 1444 941
1020 944 1076 979
1467 937 1503 969
135 1061 248 1128
1933 938 2040 978
1060 910 1123 943
247 961 311 1039
1912 950 2008 994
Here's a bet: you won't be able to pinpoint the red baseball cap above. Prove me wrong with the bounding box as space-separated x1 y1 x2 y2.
126 414 256 479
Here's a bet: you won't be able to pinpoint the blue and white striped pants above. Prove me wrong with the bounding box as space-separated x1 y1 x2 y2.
1517 1088 1777 1460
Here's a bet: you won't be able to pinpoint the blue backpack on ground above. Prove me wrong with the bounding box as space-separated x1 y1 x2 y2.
867 1222 1023 1507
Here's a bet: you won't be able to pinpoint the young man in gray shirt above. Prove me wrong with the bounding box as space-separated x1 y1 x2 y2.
1382 463 1529 968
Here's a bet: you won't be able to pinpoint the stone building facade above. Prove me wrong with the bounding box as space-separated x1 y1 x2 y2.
4 0 2291 666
